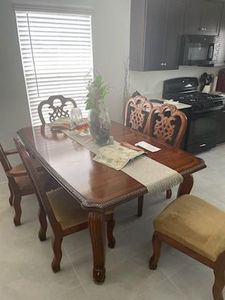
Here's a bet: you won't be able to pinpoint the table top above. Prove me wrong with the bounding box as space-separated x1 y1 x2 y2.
17 121 206 211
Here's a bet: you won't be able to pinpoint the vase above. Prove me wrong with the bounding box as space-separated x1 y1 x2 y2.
88 103 111 145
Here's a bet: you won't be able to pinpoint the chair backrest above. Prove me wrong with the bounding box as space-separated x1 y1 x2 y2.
0 144 12 173
124 96 153 133
14 138 59 228
146 104 187 147
38 95 77 125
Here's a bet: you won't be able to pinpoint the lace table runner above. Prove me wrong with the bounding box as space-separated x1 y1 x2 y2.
62 130 183 193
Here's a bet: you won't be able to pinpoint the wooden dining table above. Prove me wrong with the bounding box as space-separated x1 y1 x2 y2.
17 121 206 284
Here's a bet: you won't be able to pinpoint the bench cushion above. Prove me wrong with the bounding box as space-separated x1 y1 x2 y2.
154 195 225 262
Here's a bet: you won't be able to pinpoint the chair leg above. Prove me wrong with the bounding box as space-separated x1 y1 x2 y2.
8 183 14 206
107 213 115 248
13 194 22 226
166 189 172 199
38 206 47 242
149 232 162 270
213 258 225 300
137 195 144 217
51 235 63 273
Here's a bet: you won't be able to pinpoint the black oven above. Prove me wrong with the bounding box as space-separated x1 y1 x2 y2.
186 109 220 153
179 35 216 67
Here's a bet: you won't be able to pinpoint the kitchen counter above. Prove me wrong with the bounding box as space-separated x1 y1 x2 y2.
150 99 192 110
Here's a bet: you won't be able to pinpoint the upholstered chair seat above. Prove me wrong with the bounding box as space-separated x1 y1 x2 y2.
47 188 89 230
154 195 225 262
13 164 34 194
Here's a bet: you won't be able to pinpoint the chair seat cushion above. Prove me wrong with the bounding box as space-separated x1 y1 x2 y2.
47 188 89 230
14 164 33 194
154 195 225 262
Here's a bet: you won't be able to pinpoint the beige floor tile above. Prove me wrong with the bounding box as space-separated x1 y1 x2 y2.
0 143 225 299
169 262 218 300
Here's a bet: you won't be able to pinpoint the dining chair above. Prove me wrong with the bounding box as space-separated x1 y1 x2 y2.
0 143 34 226
149 194 225 300
38 95 77 125
136 104 188 217
124 95 153 133
15 138 116 273
146 103 187 147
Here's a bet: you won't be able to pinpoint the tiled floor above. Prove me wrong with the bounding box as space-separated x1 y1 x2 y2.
0 144 225 300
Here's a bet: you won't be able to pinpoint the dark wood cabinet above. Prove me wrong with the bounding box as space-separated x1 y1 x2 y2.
129 0 185 71
185 0 223 36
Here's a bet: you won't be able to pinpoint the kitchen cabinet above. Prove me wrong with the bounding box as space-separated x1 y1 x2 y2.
185 0 223 36
129 0 185 71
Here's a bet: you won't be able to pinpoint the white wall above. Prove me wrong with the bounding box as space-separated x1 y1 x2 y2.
129 66 222 99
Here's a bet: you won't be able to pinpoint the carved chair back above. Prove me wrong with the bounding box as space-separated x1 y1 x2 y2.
0 144 12 173
38 95 77 125
14 138 59 229
124 96 153 133
146 104 187 147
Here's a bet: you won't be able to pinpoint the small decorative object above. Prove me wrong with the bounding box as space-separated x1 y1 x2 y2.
70 107 83 126
85 75 111 145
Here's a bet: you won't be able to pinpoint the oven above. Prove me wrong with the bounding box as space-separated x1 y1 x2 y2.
185 108 220 153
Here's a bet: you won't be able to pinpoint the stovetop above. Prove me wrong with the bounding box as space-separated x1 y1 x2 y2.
163 77 225 113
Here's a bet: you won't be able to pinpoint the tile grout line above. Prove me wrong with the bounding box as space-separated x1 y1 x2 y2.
63 243 90 299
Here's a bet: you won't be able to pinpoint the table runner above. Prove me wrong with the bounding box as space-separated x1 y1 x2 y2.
62 130 183 193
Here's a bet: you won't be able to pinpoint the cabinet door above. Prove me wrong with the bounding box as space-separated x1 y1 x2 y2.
200 0 223 35
185 0 223 35
165 0 185 69
184 0 202 34
144 0 167 70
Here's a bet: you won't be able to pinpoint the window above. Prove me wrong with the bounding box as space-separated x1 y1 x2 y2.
15 9 93 126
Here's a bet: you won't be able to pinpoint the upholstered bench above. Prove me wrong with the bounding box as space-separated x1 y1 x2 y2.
149 194 225 300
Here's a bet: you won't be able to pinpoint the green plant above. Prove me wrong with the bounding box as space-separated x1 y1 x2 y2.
85 75 108 110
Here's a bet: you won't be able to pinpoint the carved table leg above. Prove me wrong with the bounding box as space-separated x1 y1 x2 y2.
177 174 194 197
88 212 106 284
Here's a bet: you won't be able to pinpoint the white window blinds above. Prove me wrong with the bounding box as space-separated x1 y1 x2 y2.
15 10 93 126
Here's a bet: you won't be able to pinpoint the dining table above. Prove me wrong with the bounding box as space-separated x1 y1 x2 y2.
17 121 206 284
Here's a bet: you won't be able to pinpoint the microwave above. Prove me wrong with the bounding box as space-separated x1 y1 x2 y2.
179 35 216 67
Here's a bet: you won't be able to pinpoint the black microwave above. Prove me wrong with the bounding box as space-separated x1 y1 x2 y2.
179 35 216 66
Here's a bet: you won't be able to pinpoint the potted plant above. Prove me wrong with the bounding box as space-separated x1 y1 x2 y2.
85 75 111 145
